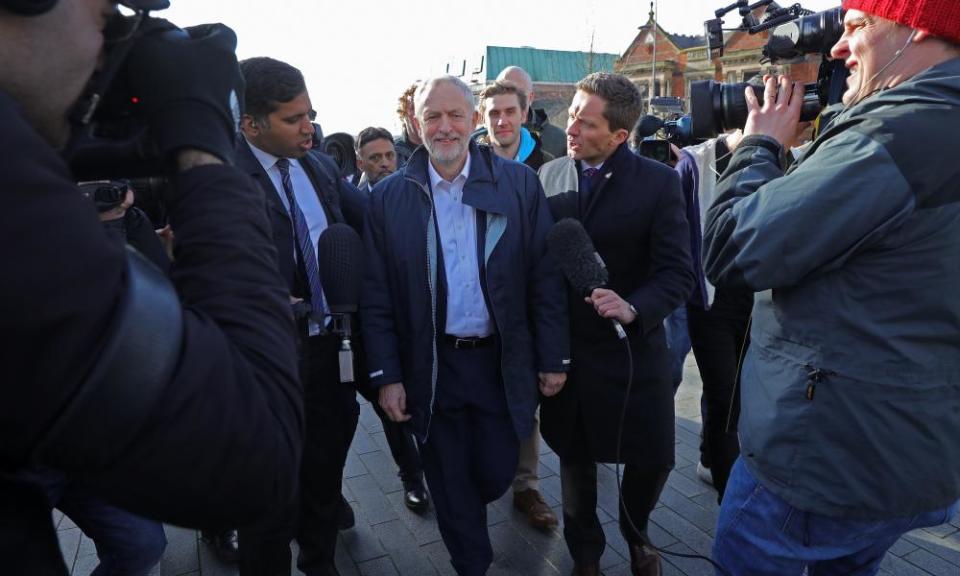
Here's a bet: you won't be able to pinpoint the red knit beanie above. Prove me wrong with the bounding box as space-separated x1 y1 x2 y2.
842 0 960 44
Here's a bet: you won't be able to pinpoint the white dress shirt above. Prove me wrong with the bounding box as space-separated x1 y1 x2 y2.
428 153 494 338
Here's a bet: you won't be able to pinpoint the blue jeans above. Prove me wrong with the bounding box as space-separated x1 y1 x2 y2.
28 468 167 576
713 458 958 576
664 306 691 389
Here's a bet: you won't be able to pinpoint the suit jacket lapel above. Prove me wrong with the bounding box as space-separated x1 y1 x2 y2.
237 139 290 221
300 151 343 225
583 168 614 222
583 143 628 222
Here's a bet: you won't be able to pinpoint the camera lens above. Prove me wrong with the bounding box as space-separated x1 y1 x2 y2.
95 184 125 206
79 180 129 212
690 80 823 139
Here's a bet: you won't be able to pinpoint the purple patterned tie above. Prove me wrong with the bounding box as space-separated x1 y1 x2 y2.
581 167 598 187
580 167 599 212
276 158 326 319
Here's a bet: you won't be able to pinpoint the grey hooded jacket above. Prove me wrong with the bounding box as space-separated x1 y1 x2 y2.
703 58 960 519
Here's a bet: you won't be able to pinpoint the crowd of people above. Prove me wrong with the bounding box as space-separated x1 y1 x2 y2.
3 0 959 575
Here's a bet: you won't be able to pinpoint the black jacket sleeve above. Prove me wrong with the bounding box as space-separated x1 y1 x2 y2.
626 166 695 336
1 95 302 528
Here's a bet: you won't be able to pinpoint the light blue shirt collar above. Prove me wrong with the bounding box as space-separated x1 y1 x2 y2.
246 137 291 173
581 159 604 172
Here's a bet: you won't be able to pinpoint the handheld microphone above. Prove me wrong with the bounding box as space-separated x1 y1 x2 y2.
546 218 627 340
634 114 665 139
318 223 363 382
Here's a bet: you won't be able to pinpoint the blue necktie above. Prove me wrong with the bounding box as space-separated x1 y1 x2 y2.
276 158 326 319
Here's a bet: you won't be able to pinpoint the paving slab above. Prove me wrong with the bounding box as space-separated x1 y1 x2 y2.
48 354 955 576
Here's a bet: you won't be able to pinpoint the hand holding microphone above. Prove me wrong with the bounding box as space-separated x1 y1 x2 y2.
547 218 631 340
585 288 637 325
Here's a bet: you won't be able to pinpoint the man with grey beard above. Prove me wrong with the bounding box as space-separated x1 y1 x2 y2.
361 75 570 575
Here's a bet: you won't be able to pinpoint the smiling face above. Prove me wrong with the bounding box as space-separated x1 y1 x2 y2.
483 92 526 151
415 80 478 168
565 90 628 166
243 91 316 159
830 9 914 106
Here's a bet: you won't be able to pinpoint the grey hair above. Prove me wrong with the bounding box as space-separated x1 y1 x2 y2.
413 76 476 118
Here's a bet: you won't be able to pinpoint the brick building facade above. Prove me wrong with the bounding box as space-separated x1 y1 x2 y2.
615 4 822 113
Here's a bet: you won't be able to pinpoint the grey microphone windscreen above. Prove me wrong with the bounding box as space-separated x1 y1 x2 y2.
318 223 363 314
546 218 608 297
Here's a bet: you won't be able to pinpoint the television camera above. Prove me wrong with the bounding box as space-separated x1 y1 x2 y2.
690 1 848 139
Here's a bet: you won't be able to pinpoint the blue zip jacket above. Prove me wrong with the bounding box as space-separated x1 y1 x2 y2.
361 142 570 441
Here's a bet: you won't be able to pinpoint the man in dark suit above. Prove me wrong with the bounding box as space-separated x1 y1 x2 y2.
538 72 694 576
235 56 360 576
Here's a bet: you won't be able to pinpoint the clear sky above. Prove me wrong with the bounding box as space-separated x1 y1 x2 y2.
158 0 840 136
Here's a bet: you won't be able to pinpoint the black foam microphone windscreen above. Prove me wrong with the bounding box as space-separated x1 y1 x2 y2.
547 218 628 340
547 218 608 297
318 223 363 314
634 114 665 139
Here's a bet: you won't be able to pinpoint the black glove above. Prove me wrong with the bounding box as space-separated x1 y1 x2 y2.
123 18 244 164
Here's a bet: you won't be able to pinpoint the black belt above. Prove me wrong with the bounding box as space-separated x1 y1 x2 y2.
444 334 495 349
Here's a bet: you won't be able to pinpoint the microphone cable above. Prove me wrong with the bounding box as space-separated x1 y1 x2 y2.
612 333 732 576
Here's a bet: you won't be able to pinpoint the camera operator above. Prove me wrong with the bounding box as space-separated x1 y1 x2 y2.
1 1 302 573
702 0 960 573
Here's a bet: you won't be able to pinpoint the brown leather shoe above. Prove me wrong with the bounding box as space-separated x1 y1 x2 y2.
571 563 600 576
513 488 558 528
628 542 661 576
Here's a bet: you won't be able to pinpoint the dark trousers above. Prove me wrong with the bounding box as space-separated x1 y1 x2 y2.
419 340 519 576
239 333 359 576
560 460 670 565
687 287 752 500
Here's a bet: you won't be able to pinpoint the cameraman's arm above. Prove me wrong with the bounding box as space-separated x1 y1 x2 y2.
2 124 301 529
86 161 303 527
702 125 915 292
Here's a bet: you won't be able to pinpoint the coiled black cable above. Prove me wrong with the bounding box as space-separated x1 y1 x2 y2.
613 334 732 576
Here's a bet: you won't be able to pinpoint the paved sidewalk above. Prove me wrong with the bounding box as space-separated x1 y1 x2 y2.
56 355 960 575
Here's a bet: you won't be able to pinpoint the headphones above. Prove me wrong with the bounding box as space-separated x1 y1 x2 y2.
0 0 58 16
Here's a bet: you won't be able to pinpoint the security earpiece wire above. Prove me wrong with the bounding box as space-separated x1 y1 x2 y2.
849 28 916 105
614 336 732 576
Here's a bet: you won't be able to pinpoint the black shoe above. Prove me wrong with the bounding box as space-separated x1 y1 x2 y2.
337 495 355 530
201 529 239 564
403 479 429 512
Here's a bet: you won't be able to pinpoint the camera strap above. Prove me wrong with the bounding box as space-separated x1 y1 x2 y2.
31 246 183 473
